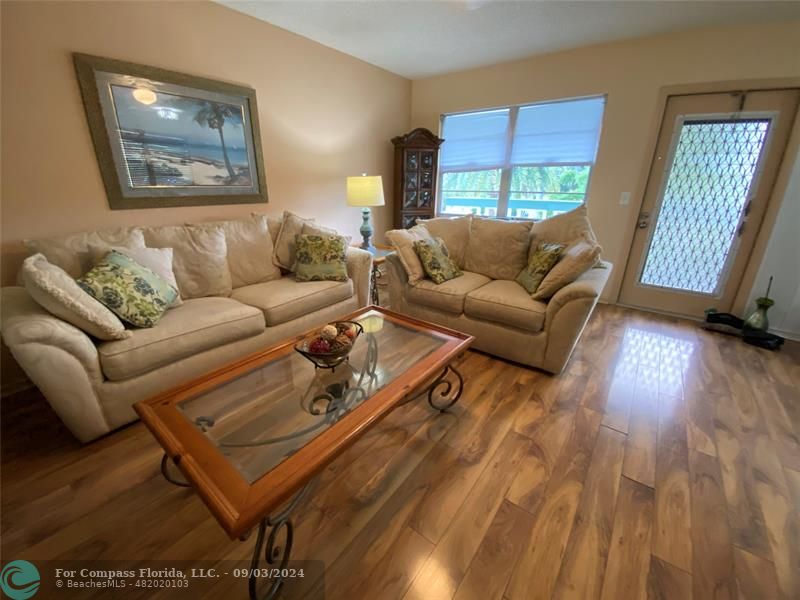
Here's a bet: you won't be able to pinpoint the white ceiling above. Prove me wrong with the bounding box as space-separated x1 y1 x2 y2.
217 0 800 79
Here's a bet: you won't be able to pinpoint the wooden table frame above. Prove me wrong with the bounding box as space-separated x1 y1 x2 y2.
135 306 473 542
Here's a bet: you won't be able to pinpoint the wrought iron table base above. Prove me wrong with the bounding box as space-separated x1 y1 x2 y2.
157 361 464 599
370 263 382 306
160 454 191 487
247 482 312 600
426 364 464 411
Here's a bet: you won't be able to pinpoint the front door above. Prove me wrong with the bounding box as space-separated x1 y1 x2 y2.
619 89 799 318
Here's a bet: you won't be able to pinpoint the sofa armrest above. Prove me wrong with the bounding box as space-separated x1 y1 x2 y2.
346 248 373 307
1 286 109 441
542 261 612 374
385 253 409 310
545 261 612 329
1 287 103 377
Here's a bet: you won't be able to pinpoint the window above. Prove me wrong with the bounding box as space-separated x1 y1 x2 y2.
438 96 605 219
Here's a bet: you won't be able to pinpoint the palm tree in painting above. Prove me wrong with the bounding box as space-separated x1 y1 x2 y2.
193 101 238 182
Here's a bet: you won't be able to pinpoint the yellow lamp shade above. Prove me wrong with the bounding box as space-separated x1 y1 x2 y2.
360 315 384 333
346 175 385 207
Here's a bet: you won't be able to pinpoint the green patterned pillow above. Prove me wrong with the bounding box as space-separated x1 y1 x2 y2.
413 237 462 284
294 234 348 282
516 242 565 294
77 250 178 328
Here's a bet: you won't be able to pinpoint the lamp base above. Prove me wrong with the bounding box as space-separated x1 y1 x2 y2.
359 207 374 252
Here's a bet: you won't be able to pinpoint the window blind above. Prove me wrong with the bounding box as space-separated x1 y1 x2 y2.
439 108 510 170
510 97 605 165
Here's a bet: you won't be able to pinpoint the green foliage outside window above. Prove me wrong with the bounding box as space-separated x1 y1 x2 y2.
440 165 590 219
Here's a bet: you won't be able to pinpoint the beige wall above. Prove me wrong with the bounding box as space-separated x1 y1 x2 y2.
0 0 411 286
411 21 800 302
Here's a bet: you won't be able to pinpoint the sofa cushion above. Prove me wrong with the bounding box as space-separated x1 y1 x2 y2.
533 239 602 300
251 213 284 245
24 227 145 278
294 234 348 282
77 250 178 328
516 242 565 294
385 225 432 284
273 211 313 271
143 225 232 299
267 215 283 245
98 297 264 381
231 277 354 326
418 215 472 268
192 215 281 288
464 217 532 280
414 237 462 284
88 244 182 307
465 280 547 333
530 204 598 249
407 271 490 314
21 253 130 341
302 222 352 247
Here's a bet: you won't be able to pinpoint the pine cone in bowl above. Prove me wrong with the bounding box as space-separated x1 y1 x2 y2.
295 320 364 368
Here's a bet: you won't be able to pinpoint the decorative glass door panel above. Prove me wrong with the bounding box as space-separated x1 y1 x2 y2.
639 119 770 295
619 89 799 318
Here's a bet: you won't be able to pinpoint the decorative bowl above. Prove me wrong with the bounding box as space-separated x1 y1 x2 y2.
294 321 364 368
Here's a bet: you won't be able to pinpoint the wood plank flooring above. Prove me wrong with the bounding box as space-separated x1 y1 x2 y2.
1 304 799 599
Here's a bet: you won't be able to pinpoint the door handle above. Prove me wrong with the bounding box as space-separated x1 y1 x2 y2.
638 212 650 229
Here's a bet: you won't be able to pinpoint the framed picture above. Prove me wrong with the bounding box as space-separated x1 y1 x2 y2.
74 53 268 209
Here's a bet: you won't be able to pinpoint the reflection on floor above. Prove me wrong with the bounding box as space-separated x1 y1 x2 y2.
1 304 798 599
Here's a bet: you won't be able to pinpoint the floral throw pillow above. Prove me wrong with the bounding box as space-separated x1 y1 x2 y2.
516 242 565 294
533 239 602 300
77 250 178 328
413 237 462 284
294 234 348 282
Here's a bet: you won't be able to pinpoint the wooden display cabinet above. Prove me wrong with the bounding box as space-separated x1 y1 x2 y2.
391 128 444 229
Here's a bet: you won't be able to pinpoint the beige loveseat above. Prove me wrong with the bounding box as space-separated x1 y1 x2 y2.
0 215 372 442
386 212 611 374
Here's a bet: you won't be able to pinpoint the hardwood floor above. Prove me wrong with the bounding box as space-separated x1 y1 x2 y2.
2 304 799 599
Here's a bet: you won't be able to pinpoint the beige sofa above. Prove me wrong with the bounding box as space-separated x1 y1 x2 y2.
0 216 372 442
386 213 611 374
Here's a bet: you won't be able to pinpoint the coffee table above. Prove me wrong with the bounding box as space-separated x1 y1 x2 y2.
134 306 473 599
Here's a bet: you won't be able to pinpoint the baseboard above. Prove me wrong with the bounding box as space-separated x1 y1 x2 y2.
611 301 799 342
769 327 800 342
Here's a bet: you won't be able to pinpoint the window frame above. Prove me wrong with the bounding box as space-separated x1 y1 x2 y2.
436 95 604 219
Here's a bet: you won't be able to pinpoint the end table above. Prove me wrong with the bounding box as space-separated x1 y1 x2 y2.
352 243 393 306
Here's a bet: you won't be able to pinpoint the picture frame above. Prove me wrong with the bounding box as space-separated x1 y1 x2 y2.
73 53 268 209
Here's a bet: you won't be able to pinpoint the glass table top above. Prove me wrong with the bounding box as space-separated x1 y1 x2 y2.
178 310 445 483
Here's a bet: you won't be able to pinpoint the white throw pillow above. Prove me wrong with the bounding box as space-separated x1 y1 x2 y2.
273 211 314 271
191 215 282 288
24 227 145 278
530 204 598 248
385 225 434 284
143 225 232 299
87 244 182 306
21 253 130 340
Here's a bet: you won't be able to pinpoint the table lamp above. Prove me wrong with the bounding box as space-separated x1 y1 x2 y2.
346 174 385 252
359 314 383 381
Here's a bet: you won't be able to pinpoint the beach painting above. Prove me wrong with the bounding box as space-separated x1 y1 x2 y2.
74 54 268 209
